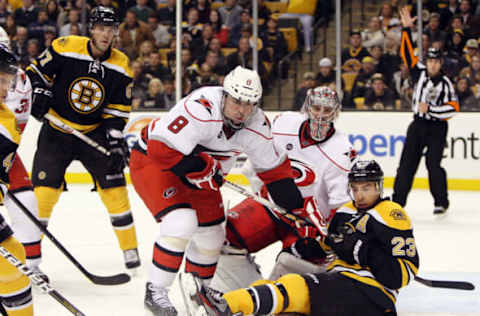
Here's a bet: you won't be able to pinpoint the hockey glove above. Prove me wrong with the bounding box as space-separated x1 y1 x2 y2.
31 87 53 121
283 197 328 240
106 129 130 172
185 152 224 191
288 237 328 261
326 223 369 266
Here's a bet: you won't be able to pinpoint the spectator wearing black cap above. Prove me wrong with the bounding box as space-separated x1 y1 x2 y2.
393 7 459 216
364 73 396 109
341 29 371 65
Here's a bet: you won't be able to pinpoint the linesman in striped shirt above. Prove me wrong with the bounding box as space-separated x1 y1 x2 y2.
392 7 459 216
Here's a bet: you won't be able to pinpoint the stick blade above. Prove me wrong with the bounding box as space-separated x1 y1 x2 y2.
87 272 131 285
415 276 475 290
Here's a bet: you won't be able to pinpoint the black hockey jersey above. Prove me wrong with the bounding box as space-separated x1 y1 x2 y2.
326 198 419 312
26 36 133 133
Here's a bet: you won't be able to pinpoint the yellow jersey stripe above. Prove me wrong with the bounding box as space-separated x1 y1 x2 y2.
403 259 419 276
106 104 131 113
397 258 409 287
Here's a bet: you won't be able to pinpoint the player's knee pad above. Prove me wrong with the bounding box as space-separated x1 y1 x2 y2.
34 186 62 221
158 208 198 244
210 245 262 292
268 252 327 281
0 283 33 316
0 237 27 282
96 185 130 214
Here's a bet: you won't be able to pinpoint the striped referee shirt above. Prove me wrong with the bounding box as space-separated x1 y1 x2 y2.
400 28 459 121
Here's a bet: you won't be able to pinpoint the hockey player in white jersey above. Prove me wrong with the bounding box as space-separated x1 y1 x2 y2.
212 86 357 292
129 66 317 315
0 27 46 282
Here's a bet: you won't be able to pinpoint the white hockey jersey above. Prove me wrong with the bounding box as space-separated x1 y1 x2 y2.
244 111 356 219
146 86 286 174
5 69 32 133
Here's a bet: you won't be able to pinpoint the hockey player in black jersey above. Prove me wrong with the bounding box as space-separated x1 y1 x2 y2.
182 160 420 316
25 6 140 272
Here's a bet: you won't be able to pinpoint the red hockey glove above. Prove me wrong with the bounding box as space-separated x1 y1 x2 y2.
185 152 224 191
279 197 328 240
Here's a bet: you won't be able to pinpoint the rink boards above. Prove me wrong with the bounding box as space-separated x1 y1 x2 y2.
17 111 480 191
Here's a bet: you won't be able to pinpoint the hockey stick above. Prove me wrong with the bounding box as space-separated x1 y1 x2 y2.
44 113 111 156
6 192 130 286
414 276 475 290
223 180 318 229
0 246 86 316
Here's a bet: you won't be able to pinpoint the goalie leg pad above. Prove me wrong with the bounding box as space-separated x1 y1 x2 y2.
268 252 327 281
209 246 262 293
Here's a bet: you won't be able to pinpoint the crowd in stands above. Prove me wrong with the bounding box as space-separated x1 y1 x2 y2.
0 0 331 110
303 0 480 111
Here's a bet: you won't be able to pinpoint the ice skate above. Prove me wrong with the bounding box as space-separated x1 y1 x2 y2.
179 272 241 316
144 282 177 316
433 206 448 216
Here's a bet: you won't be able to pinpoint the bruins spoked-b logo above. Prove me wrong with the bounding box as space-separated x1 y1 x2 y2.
68 77 105 114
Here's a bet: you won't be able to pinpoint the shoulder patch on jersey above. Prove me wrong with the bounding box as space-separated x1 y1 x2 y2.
343 148 357 162
195 97 213 114
373 201 412 231
105 48 133 78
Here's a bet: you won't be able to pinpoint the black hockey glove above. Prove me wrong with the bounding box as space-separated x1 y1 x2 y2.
288 237 328 261
31 87 53 121
106 129 130 172
326 223 369 266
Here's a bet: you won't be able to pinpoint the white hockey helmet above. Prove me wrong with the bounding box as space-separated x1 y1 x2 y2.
0 26 10 49
223 66 262 105
302 86 341 141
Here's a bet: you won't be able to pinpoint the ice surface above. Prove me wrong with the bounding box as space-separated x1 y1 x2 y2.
1 185 479 315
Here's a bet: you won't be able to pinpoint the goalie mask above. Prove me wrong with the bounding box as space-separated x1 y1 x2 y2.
222 66 262 130
302 86 340 141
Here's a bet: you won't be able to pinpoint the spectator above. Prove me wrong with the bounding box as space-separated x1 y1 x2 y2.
292 71 317 110
218 0 243 30
424 12 447 45
362 16 385 48
13 0 38 27
144 51 170 81
69 22 80 35
43 25 57 49
137 40 155 64
189 0 211 24
4 14 16 37
59 8 82 36
226 37 267 84
316 57 335 86
202 37 227 66
460 55 480 84
379 2 400 33
342 29 370 64
460 38 479 69
393 63 413 109
208 9 229 46
183 7 203 42
159 74 176 109
46 0 63 29
28 8 56 42
0 0 11 26
132 60 150 102
229 9 251 47
158 0 175 26
351 56 377 98
10 26 28 62
446 29 466 61
260 15 288 76
439 0 460 29
130 0 154 23
168 48 200 84
25 38 41 63
147 12 171 48
458 0 473 27
364 73 396 109
119 9 155 59
201 50 227 76
244 0 271 22
139 78 166 108
456 76 478 110
374 43 401 87
447 14 464 34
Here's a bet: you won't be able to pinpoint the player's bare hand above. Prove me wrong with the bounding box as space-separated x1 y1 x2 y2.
418 102 429 113
399 7 416 28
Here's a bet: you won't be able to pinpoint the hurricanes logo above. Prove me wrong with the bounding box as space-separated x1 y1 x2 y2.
68 77 105 114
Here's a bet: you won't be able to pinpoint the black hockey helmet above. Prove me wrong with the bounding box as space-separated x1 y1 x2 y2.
426 47 442 60
0 43 17 75
348 160 384 183
89 6 119 30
